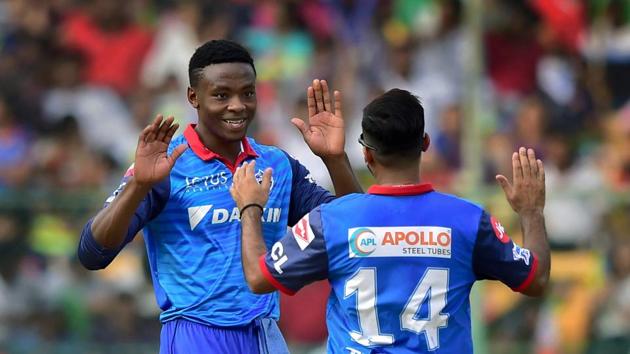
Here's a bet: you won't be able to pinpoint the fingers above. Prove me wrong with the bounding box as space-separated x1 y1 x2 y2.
261 168 273 192
142 115 163 142
229 184 237 201
142 114 181 144
233 162 244 184
537 159 545 183
138 124 153 144
245 160 256 179
307 86 316 117
334 90 342 119
291 117 309 135
156 116 175 142
313 79 324 113
512 151 523 184
519 147 531 180
165 122 180 144
168 143 188 164
495 174 512 196
527 148 538 176
321 80 331 112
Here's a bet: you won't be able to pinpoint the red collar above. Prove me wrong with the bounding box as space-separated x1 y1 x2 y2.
367 183 434 196
183 124 258 171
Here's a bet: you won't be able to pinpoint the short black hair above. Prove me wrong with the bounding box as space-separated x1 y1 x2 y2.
188 40 256 87
361 89 425 163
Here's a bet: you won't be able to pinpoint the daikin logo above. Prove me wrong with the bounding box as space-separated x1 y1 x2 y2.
188 205 212 230
188 204 283 230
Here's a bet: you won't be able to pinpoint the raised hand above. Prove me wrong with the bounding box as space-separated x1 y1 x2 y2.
291 79 345 158
134 115 187 186
496 147 546 215
230 161 273 210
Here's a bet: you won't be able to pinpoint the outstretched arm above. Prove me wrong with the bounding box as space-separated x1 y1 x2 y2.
83 116 186 257
291 79 362 196
496 147 550 296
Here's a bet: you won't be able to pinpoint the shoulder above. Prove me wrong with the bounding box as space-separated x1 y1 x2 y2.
247 137 286 157
428 190 484 214
320 193 365 210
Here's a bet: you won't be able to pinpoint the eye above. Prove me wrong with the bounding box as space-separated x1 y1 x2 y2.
244 91 256 98
213 92 228 99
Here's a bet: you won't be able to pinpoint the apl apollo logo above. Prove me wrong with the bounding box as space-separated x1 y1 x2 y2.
349 228 377 257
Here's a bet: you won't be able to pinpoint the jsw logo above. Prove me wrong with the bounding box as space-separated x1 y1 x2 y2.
188 205 282 230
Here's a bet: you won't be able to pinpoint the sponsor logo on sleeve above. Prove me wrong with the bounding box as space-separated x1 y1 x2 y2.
292 215 315 250
490 216 510 243
105 181 127 203
271 241 288 274
512 244 531 266
304 173 316 184
105 163 135 203
348 226 452 258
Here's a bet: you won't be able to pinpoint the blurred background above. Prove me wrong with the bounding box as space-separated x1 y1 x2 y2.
0 0 629 353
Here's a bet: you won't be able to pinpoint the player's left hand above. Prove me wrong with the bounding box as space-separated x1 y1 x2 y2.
496 147 545 216
291 79 345 158
230 161 273 210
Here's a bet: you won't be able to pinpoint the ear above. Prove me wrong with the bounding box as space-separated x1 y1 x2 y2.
363 147 375 165
187 87 199 109
422 133 430 152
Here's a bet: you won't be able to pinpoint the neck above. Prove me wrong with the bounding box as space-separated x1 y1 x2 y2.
373 166 421 186
195 125 241 163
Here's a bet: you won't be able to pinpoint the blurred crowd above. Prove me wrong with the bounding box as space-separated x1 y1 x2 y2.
0 0 629 353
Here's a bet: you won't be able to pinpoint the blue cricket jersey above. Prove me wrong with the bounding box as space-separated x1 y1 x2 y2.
261 183 538 353
78 124 334 327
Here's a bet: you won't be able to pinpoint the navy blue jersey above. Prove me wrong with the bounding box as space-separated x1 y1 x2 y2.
261 184 537 353
78 124 334 326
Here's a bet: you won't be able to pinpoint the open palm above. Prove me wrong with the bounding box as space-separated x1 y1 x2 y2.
134 115 187 186
291 79 345 158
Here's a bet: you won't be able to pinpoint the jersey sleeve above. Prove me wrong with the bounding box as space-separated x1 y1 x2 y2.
77 164 170 270
282 152 335 226
260 207 329 295
472 211 538 292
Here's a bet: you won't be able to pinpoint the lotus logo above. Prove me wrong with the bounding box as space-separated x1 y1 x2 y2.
349 228 377 257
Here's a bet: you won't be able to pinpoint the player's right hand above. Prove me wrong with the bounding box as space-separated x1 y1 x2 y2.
134 114 187 186
230 161 272 210
496 147 545 216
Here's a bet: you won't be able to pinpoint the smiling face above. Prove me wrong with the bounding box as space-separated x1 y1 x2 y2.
188 62 257 149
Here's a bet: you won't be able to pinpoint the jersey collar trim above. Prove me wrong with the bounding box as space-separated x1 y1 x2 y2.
367 183 434 196
183 124 259 162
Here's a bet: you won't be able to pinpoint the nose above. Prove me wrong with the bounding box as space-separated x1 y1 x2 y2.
227 96 245 113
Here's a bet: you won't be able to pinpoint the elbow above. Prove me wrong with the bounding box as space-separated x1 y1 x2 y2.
245 272 274 294
77 224 114 271
77 250 108 271
249 283 269 294
522 274 550 297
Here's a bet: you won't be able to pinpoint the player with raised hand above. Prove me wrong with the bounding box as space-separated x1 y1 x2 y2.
232 88 550 353
78 39 361 354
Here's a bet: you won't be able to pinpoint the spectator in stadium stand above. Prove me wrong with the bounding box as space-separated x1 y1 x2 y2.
60 0 153 96
232 88 551 353
77 39 361 353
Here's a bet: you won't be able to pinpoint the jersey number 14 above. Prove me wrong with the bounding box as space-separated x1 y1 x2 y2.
344 268 449 350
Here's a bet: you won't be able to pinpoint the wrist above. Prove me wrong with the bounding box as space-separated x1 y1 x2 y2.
240 203 264 219
129 177 153 194
518 209 544 219
321 152 347 164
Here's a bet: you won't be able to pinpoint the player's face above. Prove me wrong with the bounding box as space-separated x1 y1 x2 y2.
190 62 257 143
